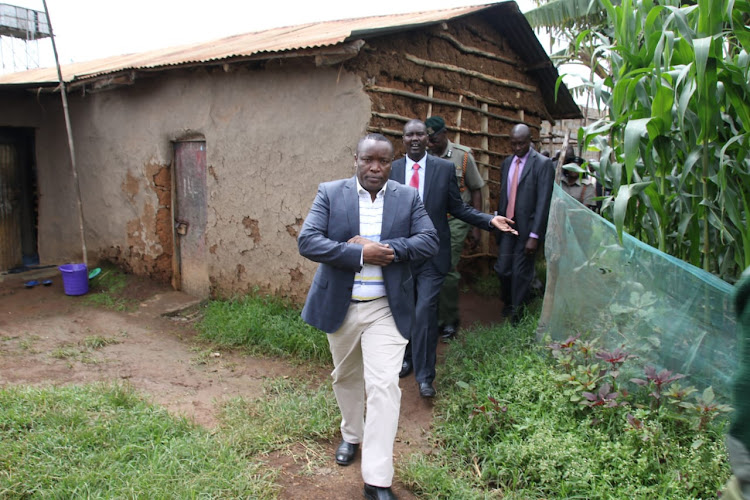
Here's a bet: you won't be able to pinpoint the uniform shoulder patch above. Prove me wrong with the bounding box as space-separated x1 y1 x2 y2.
452 143 472 154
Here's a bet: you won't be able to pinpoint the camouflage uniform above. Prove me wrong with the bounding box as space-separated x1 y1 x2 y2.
437 140 484 330
560 176 597 209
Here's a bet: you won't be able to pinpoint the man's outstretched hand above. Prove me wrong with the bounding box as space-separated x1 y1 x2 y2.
490 215 518 235
348 236 395 266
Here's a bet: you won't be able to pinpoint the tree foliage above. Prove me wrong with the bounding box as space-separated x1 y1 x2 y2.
525 0 611 109
525 0 605 32
577 0 750 282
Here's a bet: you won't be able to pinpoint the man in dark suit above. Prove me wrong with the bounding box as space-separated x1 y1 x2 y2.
495 124 554 323
298 133 439 500
391 119 516 398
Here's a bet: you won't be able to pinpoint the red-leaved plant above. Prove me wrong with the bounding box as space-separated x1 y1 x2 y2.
631 366 685 408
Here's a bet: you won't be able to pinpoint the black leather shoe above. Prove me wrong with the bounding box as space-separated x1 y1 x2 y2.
335 440 359 466
364 483 397 500
398 360 413 378
418 382 436 398
440 325 458 342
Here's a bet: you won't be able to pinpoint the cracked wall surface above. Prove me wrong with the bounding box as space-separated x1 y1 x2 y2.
101 162 173 282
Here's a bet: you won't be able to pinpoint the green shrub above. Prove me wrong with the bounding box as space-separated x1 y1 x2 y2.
399 319 731 499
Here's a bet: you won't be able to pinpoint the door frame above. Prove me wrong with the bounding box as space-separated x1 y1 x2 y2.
0 127 38 272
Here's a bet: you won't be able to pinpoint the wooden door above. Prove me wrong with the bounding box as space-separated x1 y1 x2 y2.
173 140 209 298
0 143 22 271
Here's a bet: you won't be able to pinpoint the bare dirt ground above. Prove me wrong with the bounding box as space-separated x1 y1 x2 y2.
0 267 501 499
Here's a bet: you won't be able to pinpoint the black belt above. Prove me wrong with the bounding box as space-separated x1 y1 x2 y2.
351 297 385 303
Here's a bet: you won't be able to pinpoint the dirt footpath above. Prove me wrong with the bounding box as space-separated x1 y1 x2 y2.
0 267 501 499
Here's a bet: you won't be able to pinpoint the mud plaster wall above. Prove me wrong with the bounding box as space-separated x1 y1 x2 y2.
202 62 371 298
3 63 371 298
20 92 176 281
1 90 176 274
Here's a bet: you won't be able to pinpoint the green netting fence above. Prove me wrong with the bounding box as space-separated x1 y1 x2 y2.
540 184 737 398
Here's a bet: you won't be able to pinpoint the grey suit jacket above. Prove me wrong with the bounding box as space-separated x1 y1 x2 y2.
497 148 555 241
392 154 492 274
298 177 439 337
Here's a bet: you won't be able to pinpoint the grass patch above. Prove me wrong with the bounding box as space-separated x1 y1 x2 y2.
398 315 731 499
48 336 120 363
49 345 80 360
1 288 340 497
83 335 120 349
197 292 331 364
0 377 338 499
218 376 339 457
189 346 222 366
18 335 38 352
0 383 278 499
83 264 137 312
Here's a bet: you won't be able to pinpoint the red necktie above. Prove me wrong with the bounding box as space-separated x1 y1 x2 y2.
506 158 521 220
410 164 420 189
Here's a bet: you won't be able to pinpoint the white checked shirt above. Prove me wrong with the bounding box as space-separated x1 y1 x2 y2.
351 178 387 301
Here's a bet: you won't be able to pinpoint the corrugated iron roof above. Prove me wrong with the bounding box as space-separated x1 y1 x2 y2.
0 2 582 119
0 4 488 85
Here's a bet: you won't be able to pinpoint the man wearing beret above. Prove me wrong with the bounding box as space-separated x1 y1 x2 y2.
426 116 486 342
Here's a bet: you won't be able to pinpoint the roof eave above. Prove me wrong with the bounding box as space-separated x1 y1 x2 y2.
0 2 581 119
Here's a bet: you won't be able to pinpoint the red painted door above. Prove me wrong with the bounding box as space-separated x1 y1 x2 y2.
174 140 209 298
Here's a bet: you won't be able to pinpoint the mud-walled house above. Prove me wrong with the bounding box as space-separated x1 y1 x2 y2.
0 2 581 300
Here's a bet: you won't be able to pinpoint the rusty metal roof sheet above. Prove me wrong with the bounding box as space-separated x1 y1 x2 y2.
0 2 581 119
0 4 488 85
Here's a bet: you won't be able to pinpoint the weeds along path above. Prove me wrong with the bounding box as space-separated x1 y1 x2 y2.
1 270 501 498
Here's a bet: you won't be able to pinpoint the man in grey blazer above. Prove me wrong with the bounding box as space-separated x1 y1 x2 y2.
298 133 439 500
391 119 516 398
495 124 554 324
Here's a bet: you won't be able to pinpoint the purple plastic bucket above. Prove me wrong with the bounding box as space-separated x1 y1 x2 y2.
58 263 89 296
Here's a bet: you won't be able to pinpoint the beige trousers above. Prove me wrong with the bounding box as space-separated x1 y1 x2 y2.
327 297 408 487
